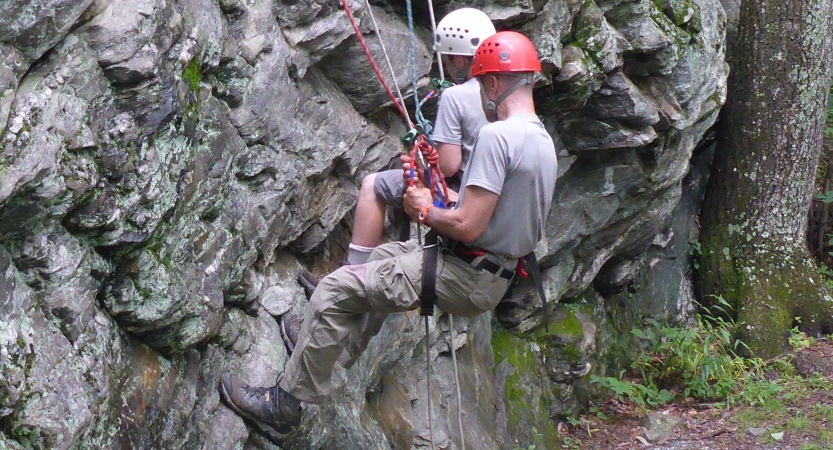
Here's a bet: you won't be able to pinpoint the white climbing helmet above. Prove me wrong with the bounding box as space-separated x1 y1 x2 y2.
434 8 496 56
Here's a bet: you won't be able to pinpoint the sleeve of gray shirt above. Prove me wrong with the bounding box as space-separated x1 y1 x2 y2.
431 90 463 146
464 126 509 196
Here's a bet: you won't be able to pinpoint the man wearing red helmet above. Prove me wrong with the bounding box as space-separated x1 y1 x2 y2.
219 31 557 443
403 31 557 259
332 8 496 270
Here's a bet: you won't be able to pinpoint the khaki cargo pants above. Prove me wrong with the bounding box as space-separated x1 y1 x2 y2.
279 240 511 403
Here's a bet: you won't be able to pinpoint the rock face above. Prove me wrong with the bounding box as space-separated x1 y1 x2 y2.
0 0 726 448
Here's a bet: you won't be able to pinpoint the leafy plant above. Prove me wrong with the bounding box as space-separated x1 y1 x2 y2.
591 297 778 408
690 241 702 270
589 405 608 420
816 191 833 204
183 57 202 95
788 317 814 350
819 263 833 290
560 436 582 450
512 427 543 450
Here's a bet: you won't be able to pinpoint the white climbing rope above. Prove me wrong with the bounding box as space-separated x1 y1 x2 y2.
362 0 412 123
448 314 465 450
355 2 465 448
424 314 436 450
425 0 445 81
425 2 466 446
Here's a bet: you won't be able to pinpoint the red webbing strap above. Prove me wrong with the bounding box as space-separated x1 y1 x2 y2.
408 137 450 202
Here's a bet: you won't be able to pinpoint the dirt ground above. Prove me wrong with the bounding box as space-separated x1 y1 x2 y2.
559 338 833 450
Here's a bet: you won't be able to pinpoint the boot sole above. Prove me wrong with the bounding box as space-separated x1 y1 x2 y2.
297 275 317 293
220 380 288 445
280 318 296 354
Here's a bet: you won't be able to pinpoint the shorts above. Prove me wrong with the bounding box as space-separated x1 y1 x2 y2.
373 169 406 208
372 169 462 208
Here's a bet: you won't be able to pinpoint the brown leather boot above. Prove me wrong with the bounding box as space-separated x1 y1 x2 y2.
280 313 301 354
296 269 320 299
220 374 302 443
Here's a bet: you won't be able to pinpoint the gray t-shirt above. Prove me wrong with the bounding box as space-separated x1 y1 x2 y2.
457 114 558 258
431 78 490 178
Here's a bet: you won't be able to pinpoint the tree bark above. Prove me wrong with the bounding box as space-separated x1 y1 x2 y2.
696 0 833 357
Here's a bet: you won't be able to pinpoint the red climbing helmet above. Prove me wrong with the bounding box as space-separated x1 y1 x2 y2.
472 31 541 76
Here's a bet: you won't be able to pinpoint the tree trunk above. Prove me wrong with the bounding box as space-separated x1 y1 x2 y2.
696 0 833 357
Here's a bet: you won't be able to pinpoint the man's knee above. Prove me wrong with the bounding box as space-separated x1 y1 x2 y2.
308 265 365 315
308 273 338 316
360 172 378 195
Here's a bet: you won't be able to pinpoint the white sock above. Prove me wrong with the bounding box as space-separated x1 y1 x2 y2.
346 243 374 265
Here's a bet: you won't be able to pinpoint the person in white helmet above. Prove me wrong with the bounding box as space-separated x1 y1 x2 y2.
333 8 497 268
289 7 496 370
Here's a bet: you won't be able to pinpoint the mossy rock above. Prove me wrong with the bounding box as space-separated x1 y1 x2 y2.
492 328 560 449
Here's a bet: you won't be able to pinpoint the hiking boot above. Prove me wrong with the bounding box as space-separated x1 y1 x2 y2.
220 374 302 441
297 269 320 299
280 313 301 354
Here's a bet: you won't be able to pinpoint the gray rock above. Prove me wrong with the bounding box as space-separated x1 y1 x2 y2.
275 0 338 29
640 412 685 443
13 225 110 343
619 143 714 323
573 0 632 73
0 36 109 240
0 0 94 62
595 258 639 292
605 0 673 54
586 71 659 128
747 427 767 437
75 0 184 84
284 9 355 67
661 0 700 27
560 116 658 150
0 45 27 134
0 247 121 449
720 0 740 55
318 6 432 114
441 0 539 24
524 0 580 71
180 0 228 69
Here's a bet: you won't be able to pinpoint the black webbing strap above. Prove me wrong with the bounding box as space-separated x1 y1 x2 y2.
398 216 411 242
420 229 440 317
524 253 550 331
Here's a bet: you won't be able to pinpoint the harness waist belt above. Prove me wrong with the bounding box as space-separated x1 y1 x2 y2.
447 243 514 280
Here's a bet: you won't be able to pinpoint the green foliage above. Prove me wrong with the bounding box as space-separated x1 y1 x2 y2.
589 405 608 420
512 427 543 450
690 241 702 270
560 436 582 450
788 317 814 350
815 191 833 204
591 297 779 408
183 57 202 95
818 262 833 290
735 379 785 407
